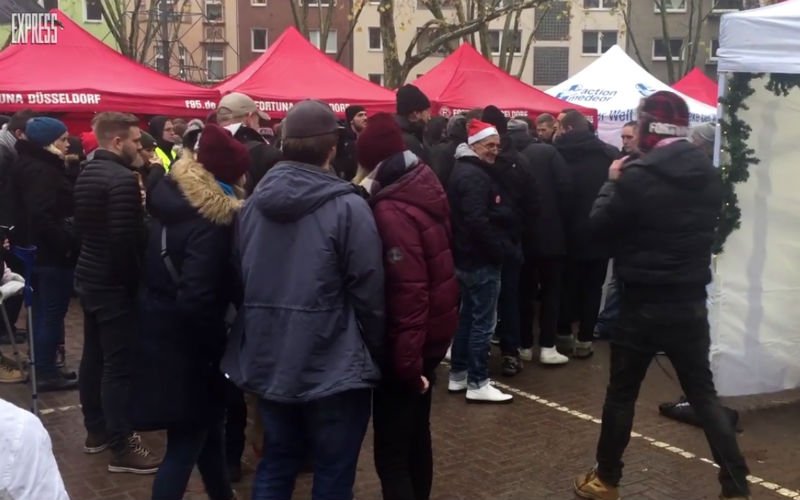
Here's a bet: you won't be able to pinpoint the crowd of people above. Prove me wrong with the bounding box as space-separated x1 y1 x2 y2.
0 84 752 500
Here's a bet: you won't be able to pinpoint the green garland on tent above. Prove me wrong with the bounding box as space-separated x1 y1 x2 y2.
713 73 800 254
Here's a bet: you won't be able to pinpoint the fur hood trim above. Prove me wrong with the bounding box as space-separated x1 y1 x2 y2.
170 158 243 225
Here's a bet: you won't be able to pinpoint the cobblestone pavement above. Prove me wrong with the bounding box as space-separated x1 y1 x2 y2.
1 301 799 500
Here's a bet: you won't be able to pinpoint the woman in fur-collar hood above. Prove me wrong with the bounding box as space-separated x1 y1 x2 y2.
131 124 249 500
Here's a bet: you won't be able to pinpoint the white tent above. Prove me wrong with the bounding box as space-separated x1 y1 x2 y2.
710 0 800 396
545 45 716 148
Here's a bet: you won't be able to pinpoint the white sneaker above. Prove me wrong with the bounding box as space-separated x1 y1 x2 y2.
466 382 513 404
448 378 467 393
444 346 451 361
518 348 534 361
540 346 569 365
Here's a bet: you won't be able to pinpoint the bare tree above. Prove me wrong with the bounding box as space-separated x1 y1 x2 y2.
378 0 554 88
289 0 369 64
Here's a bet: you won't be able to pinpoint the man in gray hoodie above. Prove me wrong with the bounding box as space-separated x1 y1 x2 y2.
222 100 385 500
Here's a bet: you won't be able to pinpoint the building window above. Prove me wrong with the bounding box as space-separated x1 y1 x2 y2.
206 46 225 81
582 30 617 55
417 27 457 56
487 30 522 56
251 28 267 53
155 43 166 71
205 0 223 22
654 0 687 12
42 0 58 10
583 0 616 8
178 46 187 78
309 30 337 54
709 38 720 60
85 0 102 22
652 38 684 60
533 46 569 86
368 27 382 51
368 73 383 85
712 0 741 11
251 0 266 6
535 1 569 41
302 0 333 5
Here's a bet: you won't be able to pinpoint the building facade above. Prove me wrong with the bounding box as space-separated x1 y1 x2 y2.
236 0 355 72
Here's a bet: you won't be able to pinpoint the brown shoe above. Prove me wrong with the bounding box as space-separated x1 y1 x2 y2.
108 434 161 474
0 356 25 384
574 469 620 500
84 430 110 454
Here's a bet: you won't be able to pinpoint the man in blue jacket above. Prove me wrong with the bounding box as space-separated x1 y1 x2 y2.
222 100 385 500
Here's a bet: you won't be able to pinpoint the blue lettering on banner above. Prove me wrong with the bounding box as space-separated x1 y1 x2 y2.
555 84 618 103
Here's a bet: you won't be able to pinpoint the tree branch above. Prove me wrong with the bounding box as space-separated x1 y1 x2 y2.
336 0 366 62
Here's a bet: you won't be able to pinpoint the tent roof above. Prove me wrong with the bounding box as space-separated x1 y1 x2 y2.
718 0 800 73
411 43 597 120
217 27 396 117
672 68 718 107
545 45 716 119
0 10 218 116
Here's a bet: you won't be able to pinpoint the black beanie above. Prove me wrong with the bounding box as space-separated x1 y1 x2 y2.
345 105 366 124
396 84 431 116
482 105 508 136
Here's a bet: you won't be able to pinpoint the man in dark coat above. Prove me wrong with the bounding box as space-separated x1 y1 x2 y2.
575 91 751 500
429 114 466 187
517 128 573 365
216 92 282 195
554 110 619 359
74 112 160 474
446 119 515 404
356 112 459 500
333 105 367 181
0 109 35 229
221 100 384 499
481 106 540 377
395 84 432 164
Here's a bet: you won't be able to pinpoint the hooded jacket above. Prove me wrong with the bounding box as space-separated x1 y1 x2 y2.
221 162 385 403
590 140 722 301
366 152 458 392
131 158 242 429
555 129 619 260
446 143 518 270
12 140 78 267
396 115 429 164
149 116 177 170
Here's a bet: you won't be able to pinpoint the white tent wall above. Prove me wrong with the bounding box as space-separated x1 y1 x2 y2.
710 76 800 396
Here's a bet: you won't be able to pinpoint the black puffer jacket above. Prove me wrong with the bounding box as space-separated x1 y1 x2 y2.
519 142 573 257
493 136 540 259
396 115 429 164
446 144 517 270
590 140 721 301
13 140 79 267
555 130 619 260
74 150 145 296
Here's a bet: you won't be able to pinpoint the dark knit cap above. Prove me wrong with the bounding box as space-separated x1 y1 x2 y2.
197 124 251 185
396 84 431 116
25 117 67 148
345 105 366 124
356 112 406 172
638 91 690 152
482 105 508 136
140 131 157 150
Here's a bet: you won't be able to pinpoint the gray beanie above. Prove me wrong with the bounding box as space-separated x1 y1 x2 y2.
508 119 529 132
691 122 716 145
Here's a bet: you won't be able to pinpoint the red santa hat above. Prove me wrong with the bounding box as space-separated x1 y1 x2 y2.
467 119 499 145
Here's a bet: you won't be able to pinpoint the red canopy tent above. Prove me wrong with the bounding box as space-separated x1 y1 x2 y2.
216 27 396 118
411 43 597 123
672 68 718 108
0 10 219 121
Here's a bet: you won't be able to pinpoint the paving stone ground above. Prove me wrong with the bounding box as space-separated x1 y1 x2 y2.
1 300 798 500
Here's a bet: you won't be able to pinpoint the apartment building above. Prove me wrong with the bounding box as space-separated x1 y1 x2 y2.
236 0 355 71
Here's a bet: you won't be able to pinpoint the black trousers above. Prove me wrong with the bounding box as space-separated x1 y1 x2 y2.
519 257 563 349
559 259 608 342
373 386 434 500
224 380 247 467
596 296 750 498
496 257 522 356
78 293 136 451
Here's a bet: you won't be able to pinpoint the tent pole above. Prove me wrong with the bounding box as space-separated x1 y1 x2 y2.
713 72 729 169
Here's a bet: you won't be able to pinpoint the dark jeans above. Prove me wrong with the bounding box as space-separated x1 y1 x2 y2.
596 296 750 498
558 259 608 342
519 257 563 349
253 389 372 500
373 386 433 500
78 293 136 450
594 268 619 337
31 266 73 377
151 419 232 500
224 380 247 467
496 258 522 356
450 265 502 388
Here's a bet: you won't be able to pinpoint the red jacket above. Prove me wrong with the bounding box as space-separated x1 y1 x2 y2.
370 162 459 392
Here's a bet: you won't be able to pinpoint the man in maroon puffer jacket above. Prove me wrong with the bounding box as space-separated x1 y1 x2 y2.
356 112 459 500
